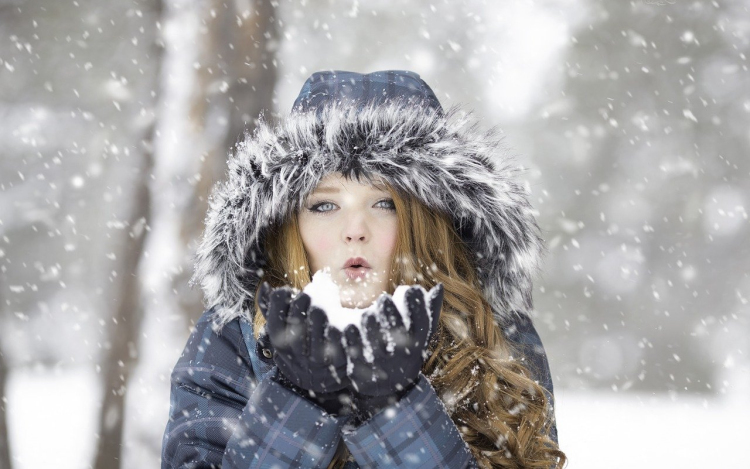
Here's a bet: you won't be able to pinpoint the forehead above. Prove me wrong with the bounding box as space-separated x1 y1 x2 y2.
313 173 388 193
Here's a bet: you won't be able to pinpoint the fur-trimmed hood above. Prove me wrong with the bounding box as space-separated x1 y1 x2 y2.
189 100 547 332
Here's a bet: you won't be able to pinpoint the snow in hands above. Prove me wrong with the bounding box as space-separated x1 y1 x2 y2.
302 267 441 339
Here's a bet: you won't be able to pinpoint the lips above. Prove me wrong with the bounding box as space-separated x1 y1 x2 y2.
343 257 371 282
343 257 371 269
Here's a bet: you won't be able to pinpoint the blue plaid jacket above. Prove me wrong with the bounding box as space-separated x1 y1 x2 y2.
160 307 558 468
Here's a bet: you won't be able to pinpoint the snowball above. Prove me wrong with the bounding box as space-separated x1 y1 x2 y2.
301 267 440 337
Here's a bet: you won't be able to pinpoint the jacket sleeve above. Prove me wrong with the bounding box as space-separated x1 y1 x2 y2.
160 308 349 468
503 313 559 445
341 373 480 469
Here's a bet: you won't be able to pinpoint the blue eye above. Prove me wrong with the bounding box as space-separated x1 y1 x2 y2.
308 199 396 214
309 201 336 213
378 199 396 211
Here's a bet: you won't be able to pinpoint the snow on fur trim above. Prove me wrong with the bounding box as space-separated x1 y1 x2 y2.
189 101 548 332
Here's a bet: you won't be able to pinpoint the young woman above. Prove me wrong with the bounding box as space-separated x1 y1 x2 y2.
161 70 567 468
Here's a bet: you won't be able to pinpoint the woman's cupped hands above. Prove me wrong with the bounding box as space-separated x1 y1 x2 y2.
258 281 444 418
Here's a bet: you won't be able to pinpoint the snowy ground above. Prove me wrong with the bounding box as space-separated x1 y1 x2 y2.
555 388 749 468
6 364 749 468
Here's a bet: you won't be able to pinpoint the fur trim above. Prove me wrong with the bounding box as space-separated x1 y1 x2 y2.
189 102 548 332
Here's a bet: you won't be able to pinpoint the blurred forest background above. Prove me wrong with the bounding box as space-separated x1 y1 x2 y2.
0 0 748 467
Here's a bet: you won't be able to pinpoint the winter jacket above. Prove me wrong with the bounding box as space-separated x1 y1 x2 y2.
161 70 558 468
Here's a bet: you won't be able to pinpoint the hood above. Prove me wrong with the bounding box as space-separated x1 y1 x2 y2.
189 71 548 332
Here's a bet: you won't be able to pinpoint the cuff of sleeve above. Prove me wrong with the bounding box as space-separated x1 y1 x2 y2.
223 367 350 468
341 373 474 468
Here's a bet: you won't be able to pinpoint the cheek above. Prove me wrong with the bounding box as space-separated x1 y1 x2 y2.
313 234 334 253
301 223 334 266
378 223 399 260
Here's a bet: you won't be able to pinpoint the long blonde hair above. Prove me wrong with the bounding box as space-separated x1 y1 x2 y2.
253 174 567 468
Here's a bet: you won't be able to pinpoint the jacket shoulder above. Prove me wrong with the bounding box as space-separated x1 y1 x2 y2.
161 308 257 467
500 312 559 444
501 312 552 387
171 307 255 401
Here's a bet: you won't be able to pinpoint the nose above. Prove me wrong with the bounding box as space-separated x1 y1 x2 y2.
343 214 369 243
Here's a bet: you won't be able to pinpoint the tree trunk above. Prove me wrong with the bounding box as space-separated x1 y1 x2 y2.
91 100 157 469
0 333 11 469
92 123 156 469
173 0 280 325
91 0 164 466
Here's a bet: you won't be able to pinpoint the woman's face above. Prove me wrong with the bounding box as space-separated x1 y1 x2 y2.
298 173 398 308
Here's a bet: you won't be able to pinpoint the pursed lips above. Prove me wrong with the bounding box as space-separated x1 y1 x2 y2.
343 257 371 269
343 257 372 281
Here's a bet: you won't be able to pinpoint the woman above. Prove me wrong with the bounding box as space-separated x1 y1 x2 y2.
161 70 567 468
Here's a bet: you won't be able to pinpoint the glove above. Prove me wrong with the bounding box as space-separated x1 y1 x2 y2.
258 282 354 416
343 283 443 422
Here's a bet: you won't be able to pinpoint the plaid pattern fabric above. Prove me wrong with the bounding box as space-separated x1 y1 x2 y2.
291 70 443 116
502 313 559 444
161 307 256 468
223 367 350 467
342 374 478 469
161 307 347 468
161 306 556 468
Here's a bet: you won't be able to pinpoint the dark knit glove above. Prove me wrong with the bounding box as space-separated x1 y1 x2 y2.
343 284 443 422
258 282 353 416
